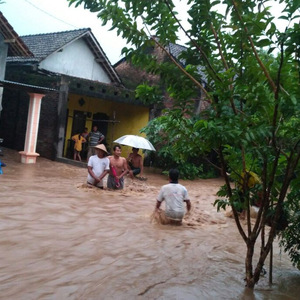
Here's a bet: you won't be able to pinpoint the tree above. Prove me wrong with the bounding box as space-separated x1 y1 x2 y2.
68 0 300 288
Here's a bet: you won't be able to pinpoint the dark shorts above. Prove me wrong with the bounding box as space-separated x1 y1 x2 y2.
107 174 124 190
131 167 141 176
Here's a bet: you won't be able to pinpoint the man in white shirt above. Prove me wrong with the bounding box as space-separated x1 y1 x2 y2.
154 168 191 225
87 144 110 189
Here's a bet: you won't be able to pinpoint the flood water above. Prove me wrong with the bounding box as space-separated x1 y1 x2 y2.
0 148 299 299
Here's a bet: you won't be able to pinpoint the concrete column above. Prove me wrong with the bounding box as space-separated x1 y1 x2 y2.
19 93 45 164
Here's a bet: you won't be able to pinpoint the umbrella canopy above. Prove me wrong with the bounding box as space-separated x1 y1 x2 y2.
114 135 156 151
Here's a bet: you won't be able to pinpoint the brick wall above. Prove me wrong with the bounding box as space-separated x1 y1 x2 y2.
36 92 59 160
0 89 28 150
0 88 60 160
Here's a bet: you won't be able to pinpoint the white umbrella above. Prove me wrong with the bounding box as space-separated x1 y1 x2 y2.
114 135 156 151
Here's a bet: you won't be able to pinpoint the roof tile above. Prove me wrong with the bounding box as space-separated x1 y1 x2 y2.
18 28 90 60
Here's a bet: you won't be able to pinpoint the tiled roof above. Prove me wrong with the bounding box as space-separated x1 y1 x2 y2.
168 42 207 83
0 12 33 57
7 28 121 84
19 28 89 60
115 41 207 85
168 42 187 60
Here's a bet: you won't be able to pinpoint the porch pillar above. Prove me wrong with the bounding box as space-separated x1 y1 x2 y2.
19 93 45 164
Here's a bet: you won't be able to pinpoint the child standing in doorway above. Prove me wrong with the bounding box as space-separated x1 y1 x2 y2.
72 133 86 162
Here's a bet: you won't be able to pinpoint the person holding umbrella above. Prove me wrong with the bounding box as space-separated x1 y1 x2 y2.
113 135 155 181
127 147 145 180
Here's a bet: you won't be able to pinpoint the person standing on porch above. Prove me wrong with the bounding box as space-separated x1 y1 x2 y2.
82 127 89 140
72 132 86 162
87 125 105 160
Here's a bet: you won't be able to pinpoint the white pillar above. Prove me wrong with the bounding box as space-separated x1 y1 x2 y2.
19 93 45 164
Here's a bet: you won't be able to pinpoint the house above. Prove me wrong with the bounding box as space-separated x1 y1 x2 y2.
0 11 33 112
0 24 151 163
114 39 210 118
0 12 56 164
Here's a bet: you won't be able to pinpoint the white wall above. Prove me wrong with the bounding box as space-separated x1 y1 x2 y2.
39 39 111 83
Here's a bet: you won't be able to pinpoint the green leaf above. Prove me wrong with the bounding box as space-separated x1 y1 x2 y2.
256 38 271 47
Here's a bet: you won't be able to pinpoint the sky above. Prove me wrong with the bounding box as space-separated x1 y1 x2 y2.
0 0 289 65
0 0 130 64
0 0 191 65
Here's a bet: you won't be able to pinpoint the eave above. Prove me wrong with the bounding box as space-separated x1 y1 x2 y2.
0 79 57 94
0 12 33 57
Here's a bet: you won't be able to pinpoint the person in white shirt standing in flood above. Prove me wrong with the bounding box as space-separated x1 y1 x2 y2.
87 144 110 189
153 168 191 225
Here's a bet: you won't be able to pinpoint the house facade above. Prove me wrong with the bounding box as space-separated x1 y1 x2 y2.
0 26 150 162
114 40 210 118
0 11 33 112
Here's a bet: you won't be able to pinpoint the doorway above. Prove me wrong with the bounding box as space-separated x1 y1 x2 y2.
93 112 109 144
66 110 87 159
72 110 86 136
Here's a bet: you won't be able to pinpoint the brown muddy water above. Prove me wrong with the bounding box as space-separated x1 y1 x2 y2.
0 149 299 300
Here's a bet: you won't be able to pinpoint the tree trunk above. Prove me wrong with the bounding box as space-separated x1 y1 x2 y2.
245 240 255 287
245 241 268 288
